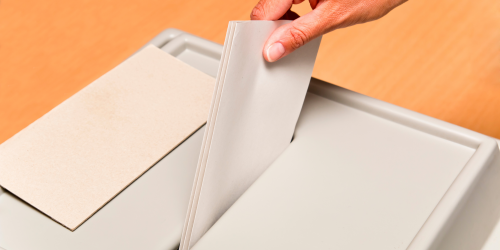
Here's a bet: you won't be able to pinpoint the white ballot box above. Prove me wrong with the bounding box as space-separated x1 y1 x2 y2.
0 29 499 250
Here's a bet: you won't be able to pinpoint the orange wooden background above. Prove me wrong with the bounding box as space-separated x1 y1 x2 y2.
1 0 499 144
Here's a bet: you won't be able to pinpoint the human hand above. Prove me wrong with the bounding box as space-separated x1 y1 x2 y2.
251 0 407 62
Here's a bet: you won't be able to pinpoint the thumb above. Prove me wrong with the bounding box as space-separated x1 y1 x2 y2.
263 7 329 62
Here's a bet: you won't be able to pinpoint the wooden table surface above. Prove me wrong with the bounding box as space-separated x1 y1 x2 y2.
1 0 499 144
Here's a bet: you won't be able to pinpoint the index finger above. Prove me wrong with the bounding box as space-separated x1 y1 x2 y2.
251 0 294 20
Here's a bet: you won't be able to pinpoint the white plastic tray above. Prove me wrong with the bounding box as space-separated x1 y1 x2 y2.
0 28 499 250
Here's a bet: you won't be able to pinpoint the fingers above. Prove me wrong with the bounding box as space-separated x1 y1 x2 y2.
251 0 294 20
257 0 409 62
263 6 332 62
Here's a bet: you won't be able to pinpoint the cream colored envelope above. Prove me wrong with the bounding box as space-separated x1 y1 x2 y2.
180 21 321 250
0 45 214 230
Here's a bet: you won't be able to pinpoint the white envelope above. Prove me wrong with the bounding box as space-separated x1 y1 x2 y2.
180 20 321 249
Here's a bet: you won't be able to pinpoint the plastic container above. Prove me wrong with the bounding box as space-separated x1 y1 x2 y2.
0 28 499 250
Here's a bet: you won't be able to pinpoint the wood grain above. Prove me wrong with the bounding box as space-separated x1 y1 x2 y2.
1 0 499 143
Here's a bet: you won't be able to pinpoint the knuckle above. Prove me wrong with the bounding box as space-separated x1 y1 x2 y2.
250 4 266 20
287 26 309 49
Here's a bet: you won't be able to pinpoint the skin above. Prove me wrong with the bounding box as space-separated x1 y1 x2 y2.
250 0 408 62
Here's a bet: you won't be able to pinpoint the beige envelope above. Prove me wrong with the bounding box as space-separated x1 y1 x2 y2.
0 45 214 230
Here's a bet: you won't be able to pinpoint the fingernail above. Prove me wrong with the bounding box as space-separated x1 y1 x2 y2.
266 42 285 62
